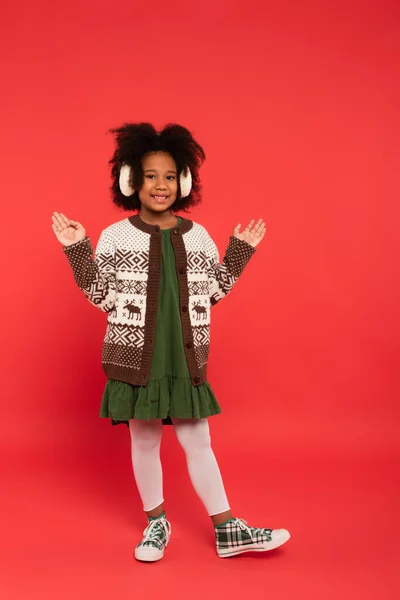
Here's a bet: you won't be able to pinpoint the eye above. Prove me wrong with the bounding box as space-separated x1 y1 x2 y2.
167 175 176 180
146 175 155 179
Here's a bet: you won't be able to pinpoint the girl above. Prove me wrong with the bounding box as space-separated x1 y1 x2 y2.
51 123 290 561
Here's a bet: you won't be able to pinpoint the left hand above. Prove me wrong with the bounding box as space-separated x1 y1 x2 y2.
233 219 266 248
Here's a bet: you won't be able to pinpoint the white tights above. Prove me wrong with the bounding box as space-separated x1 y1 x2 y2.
128 418 230 516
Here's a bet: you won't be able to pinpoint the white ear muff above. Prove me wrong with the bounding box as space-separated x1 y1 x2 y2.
180 168 192 198
119 163 135 196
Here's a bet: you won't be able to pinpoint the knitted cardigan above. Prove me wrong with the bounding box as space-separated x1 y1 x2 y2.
63 214 256 387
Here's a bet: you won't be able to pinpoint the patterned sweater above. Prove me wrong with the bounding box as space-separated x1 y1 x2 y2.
63 214 256 387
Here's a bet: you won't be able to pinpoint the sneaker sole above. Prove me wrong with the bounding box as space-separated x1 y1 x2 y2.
217 531 291 558
135 546 165 562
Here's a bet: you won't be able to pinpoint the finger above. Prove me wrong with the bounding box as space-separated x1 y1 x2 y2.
257 222 266 236
254 226 266 240
60 213 72 227
233 223 241 234
253 220 265 235
53 211 66 226
53 213 65 230
244 219 255 231
51 217 61 231
51 223 62 237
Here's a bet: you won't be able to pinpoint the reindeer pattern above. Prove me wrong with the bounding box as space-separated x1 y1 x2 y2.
111 297 209 326
123 299 142 320
191 301 208 321
108 294 147 323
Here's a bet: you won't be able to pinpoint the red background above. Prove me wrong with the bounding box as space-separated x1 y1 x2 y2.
1 1 399 598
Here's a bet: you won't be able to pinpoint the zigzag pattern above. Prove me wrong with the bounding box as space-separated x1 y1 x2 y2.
116 250 149 272
192 325 210 347
83 278 112 306
213 264 236 294
96 253 114 271
188 281 209 295
186 251 208 272
105 323 145 347
117 280 147 295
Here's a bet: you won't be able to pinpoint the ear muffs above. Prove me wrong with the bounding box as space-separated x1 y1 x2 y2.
179 167 192 198
119 164 134 196
119 164 192 198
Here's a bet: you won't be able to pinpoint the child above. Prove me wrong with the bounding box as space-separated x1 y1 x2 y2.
51 122 290 561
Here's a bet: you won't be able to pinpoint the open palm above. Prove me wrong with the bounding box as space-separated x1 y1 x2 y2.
233 219 266 248
51 212 86 247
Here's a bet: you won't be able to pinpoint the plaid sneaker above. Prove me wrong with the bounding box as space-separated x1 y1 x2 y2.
134 513 171 562
215 518 290 558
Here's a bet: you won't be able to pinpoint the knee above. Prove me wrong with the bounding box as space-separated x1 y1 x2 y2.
174 419 211 454
129 420 161 453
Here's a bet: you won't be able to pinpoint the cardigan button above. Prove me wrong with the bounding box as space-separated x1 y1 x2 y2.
193 376 200 384
182 305 188 312
179 266 186 275
173 229 180 235
185 341 193 349
154 225 160 232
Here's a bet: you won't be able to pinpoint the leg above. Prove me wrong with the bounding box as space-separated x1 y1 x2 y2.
129 419 171 562
172 418 291 557
171 418 232 522
129 418 164 516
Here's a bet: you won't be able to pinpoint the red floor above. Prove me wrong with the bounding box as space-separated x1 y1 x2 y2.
2 0 399 597
2 422 398 600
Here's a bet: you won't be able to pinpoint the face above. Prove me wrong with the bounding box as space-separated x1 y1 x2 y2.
138 152 178 213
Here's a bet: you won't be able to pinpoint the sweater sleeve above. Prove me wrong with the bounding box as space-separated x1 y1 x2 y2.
62 229 116 313
204 232 256 306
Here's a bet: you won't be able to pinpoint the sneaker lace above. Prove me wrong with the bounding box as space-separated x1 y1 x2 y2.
141 517 169 550
235 518 272 542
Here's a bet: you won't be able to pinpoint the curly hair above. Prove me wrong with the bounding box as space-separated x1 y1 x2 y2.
108 122 206 212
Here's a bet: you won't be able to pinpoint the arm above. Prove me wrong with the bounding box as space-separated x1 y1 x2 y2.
204 232 257 306
62 229 117 313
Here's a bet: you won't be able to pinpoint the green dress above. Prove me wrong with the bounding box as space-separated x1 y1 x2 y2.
100 217 222 426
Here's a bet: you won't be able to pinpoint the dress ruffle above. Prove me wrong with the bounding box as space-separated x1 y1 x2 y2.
100 376 221 425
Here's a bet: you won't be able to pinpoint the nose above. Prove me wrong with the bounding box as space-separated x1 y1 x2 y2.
155 180 167 189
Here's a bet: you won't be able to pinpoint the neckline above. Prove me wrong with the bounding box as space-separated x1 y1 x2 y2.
128 213 193 235
161 216 182 231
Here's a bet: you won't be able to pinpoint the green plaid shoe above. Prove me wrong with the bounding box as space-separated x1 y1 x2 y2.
134 513 171 562
215 518 290 558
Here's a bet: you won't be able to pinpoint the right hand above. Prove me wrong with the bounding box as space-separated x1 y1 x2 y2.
52 212 86 247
